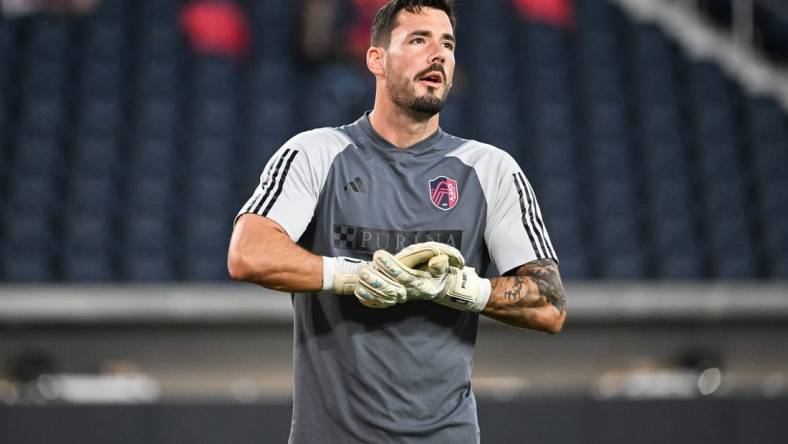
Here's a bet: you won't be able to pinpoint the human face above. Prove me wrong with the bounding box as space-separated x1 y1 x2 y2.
383 7 456 116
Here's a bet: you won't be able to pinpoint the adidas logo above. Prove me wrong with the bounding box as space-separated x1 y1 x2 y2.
344 177 366 193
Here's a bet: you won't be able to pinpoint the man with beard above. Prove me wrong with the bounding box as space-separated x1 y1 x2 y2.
228 1 567 442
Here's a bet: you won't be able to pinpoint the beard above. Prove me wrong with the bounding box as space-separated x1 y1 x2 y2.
385 60 451 117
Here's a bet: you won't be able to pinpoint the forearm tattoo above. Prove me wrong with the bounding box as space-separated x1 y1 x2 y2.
491 259 566 312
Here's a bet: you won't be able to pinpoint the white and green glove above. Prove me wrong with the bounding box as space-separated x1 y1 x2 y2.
321 242 460 298
355 242 491 312
353 242 464 308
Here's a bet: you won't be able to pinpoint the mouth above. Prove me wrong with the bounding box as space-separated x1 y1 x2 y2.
417 72 444 88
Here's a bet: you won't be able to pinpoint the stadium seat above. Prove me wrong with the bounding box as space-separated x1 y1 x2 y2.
26 16 72 59
189 56 236 98
71 131 122 175
128 133 178 175
65 172 118 213
82 19 126 59
63 209 113 248
189 98 236 138
133 97 178 137
19 95 66 136
137 23 178 62
139 0 178 23
247 60 298 101
76 96 122 136
121 251 175 281
0 204 55 281
61 247 115 281
120 209 174 281
248 0 298 60
592 213 647 278
136 59 178 96
1 243 53 281
6 171 61 211
1 206 54 245
91 0 128 21
183 180 233 218
124 175 176 215
79 58 123 99
303 63 373 128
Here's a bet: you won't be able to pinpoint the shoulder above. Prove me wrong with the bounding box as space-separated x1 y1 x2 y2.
282 127 355 169
285 127 354 153
445 137 521 174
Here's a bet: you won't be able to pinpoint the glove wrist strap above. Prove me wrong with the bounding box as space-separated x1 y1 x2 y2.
475 278 491 312
437 271 491 312
322 257 337 291
323 256 363 294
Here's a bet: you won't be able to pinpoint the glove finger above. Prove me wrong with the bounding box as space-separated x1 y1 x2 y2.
354 286 392 308
395 242 465 269
357 264 405 305
427 254 449 277
374 250 432 283
355 282 397 307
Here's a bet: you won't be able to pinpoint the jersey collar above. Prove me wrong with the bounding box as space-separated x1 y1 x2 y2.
357 111 445 155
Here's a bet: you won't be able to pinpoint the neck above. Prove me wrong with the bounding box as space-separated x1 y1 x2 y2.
369 93 440 149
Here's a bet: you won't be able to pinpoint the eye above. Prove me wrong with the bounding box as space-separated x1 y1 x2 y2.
443 42 455 51
411 37 426 44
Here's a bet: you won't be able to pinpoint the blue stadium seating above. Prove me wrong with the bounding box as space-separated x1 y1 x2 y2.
1 242 53 281
302 63 372 129
120 208 175 281
80 58 124 99
65 171 118 213
745 97 788 278
76 96 122 136
139 0 178 24
134 97 178 137
83 19 126 59
61 245 115 281
10 132 65 177
1 204 55 281
137 23 178 63
0 0 787 282
247 0 299 60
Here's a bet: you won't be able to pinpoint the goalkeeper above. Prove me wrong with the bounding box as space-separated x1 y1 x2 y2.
228 1 566 443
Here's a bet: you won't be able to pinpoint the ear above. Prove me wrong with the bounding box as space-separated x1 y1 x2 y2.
366 46 386 77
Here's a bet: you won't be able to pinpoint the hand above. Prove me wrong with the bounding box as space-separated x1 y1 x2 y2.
369 250 450 301
392 241 465 270
370 250 491 312
353 242 465 308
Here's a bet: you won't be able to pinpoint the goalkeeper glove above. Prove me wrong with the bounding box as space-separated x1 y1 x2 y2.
323 242 464 299
371 249 491 312
353 242 466 308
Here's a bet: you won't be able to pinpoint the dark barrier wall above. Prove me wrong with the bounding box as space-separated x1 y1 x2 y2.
1 398 787 444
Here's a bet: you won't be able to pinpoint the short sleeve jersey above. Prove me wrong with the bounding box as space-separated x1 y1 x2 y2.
237 113 557 444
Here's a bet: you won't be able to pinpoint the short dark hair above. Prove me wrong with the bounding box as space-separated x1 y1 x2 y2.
370 0 456 48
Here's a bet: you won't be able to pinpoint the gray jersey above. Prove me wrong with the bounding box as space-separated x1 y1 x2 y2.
237 113 556 444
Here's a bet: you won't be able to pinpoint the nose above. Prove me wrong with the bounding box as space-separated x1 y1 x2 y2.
430 52 446 66
429 42 446 66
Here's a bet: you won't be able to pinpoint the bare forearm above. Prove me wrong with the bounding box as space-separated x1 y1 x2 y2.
481 259 567 333
228 214 323 292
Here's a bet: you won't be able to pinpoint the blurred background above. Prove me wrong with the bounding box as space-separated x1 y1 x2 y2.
1 0 787 442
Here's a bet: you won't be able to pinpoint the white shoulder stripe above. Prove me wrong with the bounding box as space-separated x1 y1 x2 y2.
257 149 299 216
244 148 289 213
513 172 546 259
523 176 556 259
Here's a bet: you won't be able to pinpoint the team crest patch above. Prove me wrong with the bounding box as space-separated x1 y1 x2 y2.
428 176 459 211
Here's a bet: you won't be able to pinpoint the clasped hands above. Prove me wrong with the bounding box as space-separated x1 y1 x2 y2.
349 242 489 312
